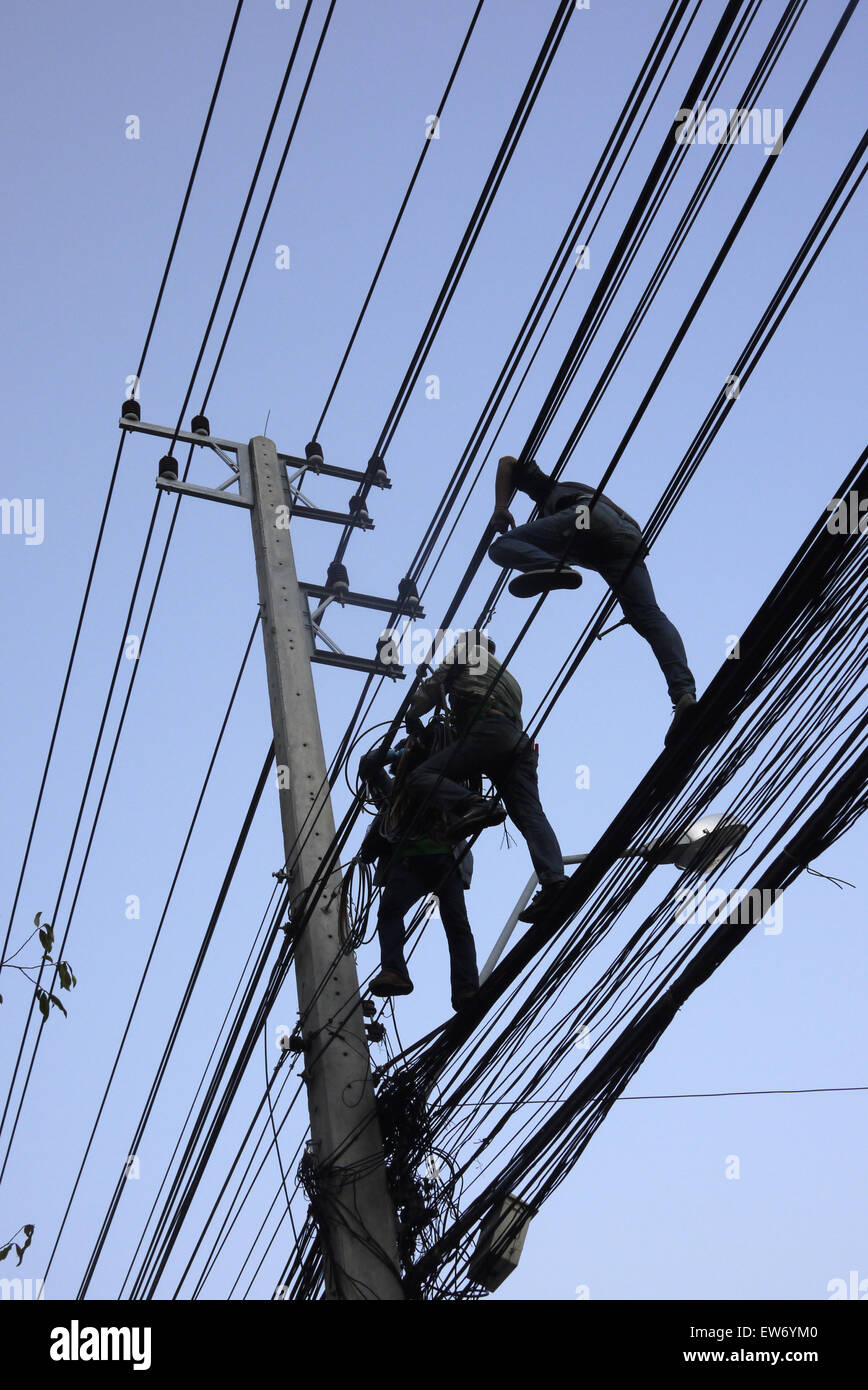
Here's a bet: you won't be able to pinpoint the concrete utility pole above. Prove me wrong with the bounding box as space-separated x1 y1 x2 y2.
119 405 421 1300
248 435 403 1300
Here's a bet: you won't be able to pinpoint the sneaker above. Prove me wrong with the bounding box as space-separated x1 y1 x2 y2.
451 987 479 1012
445 798 507 841
518 880 568 923
369 969 414 998
509 567 583 599
664 691 699 748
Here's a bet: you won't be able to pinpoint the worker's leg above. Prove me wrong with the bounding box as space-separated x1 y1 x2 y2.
598 534 695 702
488 511 578 573
420 857 479 1001
375 859 425 980
405 723 498 814
489 732 566 886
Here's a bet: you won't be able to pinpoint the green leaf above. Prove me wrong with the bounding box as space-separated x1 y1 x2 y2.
48 992 67 1018
57 961 76 992
36 990 49 1020
0 1225 34 1267
39 928 51 952
34 912 41 928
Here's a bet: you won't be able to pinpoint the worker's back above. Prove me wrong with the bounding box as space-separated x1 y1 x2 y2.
444 642 523 731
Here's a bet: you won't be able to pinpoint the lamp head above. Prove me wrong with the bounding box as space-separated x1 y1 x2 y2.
644 813 749 874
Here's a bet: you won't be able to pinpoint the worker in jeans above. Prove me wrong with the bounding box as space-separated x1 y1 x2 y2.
404 632 566 923
488 455 698 746
359 742 479 1011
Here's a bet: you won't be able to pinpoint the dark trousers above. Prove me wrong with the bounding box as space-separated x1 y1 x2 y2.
488 503 695 702
377 853 478 1000
406 715 565 885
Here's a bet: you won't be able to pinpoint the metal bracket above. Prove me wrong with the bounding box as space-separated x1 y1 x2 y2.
291 504 373 529
300 583 424 618
301 593 405 679
121 416 254 508
121 418 376 527
278 452 391 489
156 476 251 508
123 415 405 678
311 651 405 678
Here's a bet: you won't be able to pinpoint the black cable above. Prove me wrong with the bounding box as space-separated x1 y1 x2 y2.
5 0 335 1225
0 0 246 984
313 0 487 436
451 1084 868 1104
233 0 705 971
261 100 862 1217
114 875 288 1298
329 0 579 567
76 746 275 1298
41 615 260 1286
160 0 318 454
74 2 862 1301
1 0 325 1167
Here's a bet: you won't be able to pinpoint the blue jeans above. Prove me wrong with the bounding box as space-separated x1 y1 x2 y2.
488 504 695 703
406 714 565 885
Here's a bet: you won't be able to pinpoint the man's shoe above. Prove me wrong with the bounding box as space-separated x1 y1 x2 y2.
445 798 507 841
452 987 479 1012
518 880 568 923
509 567 583 599
664 691 699 748
369 969 414 998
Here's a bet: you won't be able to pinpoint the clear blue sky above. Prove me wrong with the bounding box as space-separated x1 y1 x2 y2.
1 0 865 1301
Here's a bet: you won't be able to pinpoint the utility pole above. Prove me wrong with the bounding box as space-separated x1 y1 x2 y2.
120 403 423 1300
248 434 403 1300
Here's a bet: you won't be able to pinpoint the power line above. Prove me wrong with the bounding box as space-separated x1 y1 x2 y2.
50 2 862 1301
313 0 487 436
3 0 336 1205
329 0 580 568
0 0 247 984
452 1084 868 1105
41 615 261 1287
77 746 275 1298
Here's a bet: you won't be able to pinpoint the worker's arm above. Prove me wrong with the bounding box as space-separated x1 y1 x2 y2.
358 749 394 799
406 667 449 723
489 455 518 533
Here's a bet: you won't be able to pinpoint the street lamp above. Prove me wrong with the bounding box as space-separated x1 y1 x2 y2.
479 813 749 982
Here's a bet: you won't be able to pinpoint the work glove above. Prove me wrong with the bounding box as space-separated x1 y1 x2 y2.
489 505 515 533
358 748 386 781
405 712 425 741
